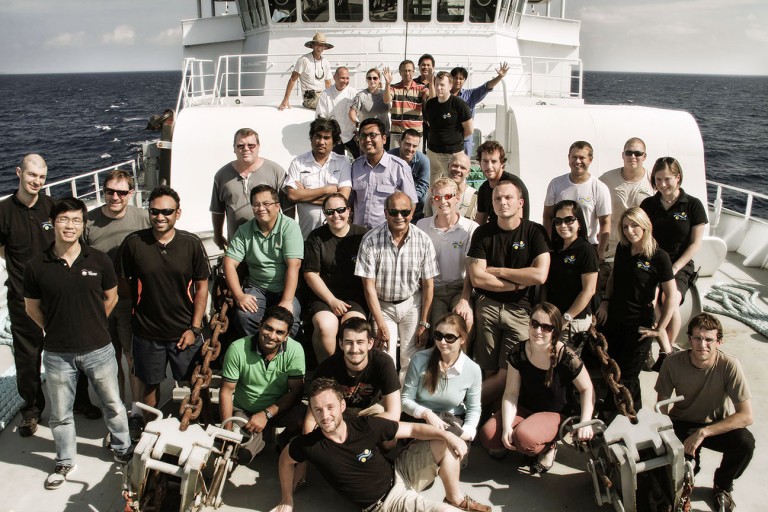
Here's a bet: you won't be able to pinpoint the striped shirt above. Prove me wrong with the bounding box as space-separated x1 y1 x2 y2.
389 81 428 135
354 222 438 302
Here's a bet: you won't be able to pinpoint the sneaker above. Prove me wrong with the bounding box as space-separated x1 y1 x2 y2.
114 446 134 465
443 495 492 512
19 417 39 437
713 487 735 512
74 401 103 420
44 464 77 490
128 415 145 443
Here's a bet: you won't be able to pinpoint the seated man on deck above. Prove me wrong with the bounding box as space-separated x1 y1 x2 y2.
656 313 754 512
278 33 333 111
220 306 306 465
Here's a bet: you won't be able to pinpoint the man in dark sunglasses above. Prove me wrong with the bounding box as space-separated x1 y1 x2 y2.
85 169 150 436
597 137 653 292
284 118 352 238
210 127 286 251
355 192 438 380
116 186 211 424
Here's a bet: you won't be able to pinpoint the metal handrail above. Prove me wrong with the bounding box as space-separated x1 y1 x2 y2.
707 179 768 228
41 160 138 205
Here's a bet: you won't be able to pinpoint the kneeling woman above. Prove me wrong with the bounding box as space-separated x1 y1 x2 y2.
479 303 594 472
401 313 482 443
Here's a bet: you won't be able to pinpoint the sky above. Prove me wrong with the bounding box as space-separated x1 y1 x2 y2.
0 0 766 75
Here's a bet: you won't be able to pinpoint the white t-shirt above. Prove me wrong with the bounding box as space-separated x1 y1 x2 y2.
599 167 654 258
316 84 359 143
294 53 332 94
283 151 352 238
416 215 478 286
544 173 611 245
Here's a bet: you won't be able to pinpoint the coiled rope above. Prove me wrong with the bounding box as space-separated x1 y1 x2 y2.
704 283 768 337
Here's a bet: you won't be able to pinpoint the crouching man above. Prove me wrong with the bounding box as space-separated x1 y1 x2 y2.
220 306 306 465
656 313 754 511
24 198 131 490
271 378 492 512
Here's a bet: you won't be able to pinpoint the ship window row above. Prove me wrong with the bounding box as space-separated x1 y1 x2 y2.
239 0 520 25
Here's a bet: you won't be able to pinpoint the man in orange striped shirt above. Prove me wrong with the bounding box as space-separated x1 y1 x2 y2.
383 60 429 149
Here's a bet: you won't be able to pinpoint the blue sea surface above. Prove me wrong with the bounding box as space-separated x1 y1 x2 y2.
1 71 766 215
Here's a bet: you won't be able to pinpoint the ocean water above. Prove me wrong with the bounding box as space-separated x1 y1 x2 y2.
1 71 766 215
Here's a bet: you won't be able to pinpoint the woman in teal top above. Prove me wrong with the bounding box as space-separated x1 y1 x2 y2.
401 313 482 441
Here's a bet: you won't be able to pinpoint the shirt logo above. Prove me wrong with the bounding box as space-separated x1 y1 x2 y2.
42 221 53 231
636 260 651 271
442 113 453 120
452 240 465 249
578 195 594 206
563 255 576 264
512 241 526 250
81 269 99 277
673 212 688 221
357 448 374 463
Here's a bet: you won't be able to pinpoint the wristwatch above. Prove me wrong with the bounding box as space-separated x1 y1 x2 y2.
563 313 573 322
419 321 430 329
264 409 274 420
188 325 203 335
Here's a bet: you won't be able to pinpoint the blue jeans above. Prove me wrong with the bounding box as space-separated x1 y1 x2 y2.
236 286 301 337
44 343 131 466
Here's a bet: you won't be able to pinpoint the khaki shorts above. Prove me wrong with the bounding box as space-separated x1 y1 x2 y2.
377 440 442 512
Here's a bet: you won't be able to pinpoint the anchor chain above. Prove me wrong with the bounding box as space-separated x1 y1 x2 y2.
585 325 637 422
178 264 233 431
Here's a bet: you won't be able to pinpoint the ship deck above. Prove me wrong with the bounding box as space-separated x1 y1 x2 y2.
0 251 764 512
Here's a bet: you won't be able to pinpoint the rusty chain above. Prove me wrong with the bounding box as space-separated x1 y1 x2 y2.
585 325 637 422
178 264 233 431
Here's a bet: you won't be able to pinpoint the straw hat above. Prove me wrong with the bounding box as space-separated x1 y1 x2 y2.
305 32 334 49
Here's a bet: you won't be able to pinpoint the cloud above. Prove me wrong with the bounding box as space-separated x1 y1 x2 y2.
45 31 86 47
149 26 181 46
102 24 135 45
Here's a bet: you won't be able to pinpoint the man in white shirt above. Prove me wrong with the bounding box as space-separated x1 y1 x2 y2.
278 33 333 110
283 118 352 238
543 140 611 262
316 67 359 158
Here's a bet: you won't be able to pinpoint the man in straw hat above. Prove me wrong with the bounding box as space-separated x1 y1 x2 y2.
279 33 334 111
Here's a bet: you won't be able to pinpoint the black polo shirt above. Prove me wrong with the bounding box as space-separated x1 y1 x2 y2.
425 95 471 154
0 193 55 300
609 244 674 325
467 218 549 308
115 228 211 342
476 172 530 222
23 244 116 353
546 237 599 319
640 189 708 262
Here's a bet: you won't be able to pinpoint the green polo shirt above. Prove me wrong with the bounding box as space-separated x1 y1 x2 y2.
222 336 305 413
225 213 304 292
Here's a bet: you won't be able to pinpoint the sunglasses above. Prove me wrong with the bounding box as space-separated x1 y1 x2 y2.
433 331 460 343
149 208 177 216
624 150 645 158
323 206 349 216
387 209 412 217
553 216 577 226
105 187 130 197
530 319 556 333
366 76 379 81
236 143 258 151
432 193 455 202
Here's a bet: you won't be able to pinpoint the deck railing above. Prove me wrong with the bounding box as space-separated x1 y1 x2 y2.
707 179 768 227
176 53 581 112
41 160 139 207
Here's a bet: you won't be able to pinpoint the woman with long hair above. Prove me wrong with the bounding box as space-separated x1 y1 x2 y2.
595 207 676 408
479 303 594 473
303 193 368 361
401 313 481 442
640 157 707 348
349 68 391 140
544 200 598 337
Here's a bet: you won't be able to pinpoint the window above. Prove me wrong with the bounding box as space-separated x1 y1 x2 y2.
370 0 397 22
269 0 296 22
404 0 431 22
337 0 363 21
302 0 329 21
468 0 496 23
437 0 464 22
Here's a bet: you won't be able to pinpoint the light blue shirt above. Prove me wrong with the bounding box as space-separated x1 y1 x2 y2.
350 152 418 228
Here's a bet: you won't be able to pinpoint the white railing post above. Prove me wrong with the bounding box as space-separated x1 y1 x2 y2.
94 174 102 205
711 184 723 230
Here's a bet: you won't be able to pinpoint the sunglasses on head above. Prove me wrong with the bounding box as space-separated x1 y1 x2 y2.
323 206 349 216
387 209 412 217
433 330 460 343
553 216 577 226
105 187 130 197
149 208 176 216
530 319 555 333
624 150 645 158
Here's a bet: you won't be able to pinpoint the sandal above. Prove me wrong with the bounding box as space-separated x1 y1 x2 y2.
443 495 492 512
531 445 557 474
